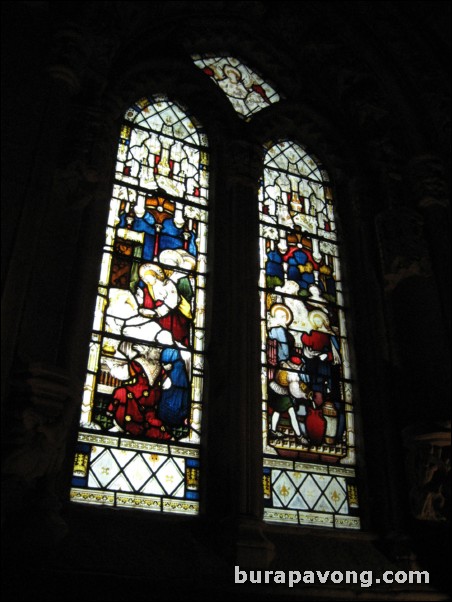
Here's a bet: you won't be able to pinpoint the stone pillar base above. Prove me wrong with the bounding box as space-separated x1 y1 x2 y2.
221 516 275 569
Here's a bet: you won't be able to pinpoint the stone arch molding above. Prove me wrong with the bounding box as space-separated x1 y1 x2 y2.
43 1 432 222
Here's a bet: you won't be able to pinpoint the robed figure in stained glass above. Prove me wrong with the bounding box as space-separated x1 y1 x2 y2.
158 347 190 438
106 343 171 440
135 263 192 346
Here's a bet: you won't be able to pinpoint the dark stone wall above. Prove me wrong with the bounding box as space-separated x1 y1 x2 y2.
1 2 450 600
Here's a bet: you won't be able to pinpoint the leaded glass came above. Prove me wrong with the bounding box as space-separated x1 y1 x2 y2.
259 140 360 529
70 96 209 514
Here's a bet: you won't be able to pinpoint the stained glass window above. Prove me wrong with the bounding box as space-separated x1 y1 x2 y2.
192 55 281 121
70 96 209 514
259 140 360 529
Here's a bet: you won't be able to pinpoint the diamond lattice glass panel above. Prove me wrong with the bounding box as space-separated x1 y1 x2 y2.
260 140 360 529
70 97 208 514
192 55 280 121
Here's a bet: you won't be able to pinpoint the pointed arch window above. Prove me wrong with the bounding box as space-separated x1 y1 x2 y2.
259 140 360 529
70 96 209 515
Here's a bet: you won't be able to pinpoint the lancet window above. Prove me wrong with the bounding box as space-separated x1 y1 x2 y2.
259 140 360 529
70 96 209 515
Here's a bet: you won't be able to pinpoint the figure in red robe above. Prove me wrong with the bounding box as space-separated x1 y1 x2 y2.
301 310 341 404
107 358 170 440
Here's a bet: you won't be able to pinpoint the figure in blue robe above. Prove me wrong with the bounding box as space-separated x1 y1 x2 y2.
158 348 190 427
119 210 156 260
266 250 284 288
159 218 184 251
286 248 315 291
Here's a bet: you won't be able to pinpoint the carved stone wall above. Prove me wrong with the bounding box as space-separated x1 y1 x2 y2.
1 1 450 599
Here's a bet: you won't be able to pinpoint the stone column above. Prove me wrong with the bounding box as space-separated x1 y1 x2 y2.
401 421 451 582
375 203 451 569
207 138 274 566
1 14 114 547
402 422 450 523
341 179 406 537
1 364 78 545
1 19 90 389
407 154 450 328
375 206 449 423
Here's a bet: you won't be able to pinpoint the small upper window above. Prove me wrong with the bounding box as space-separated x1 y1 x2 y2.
192 54 281 121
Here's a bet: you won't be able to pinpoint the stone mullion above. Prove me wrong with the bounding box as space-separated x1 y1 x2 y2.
229 178 262 521
203 158 237 522
222 140 274 566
